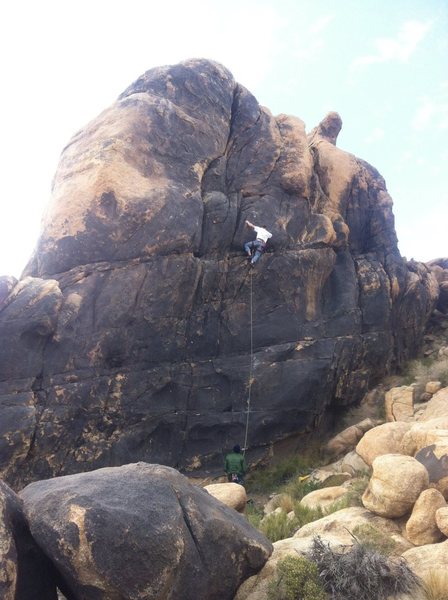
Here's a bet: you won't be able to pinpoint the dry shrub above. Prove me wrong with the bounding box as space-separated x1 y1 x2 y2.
405 357 448 395
308 536 422 600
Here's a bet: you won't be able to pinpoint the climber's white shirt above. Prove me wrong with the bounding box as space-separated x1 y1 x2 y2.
254 226 272 243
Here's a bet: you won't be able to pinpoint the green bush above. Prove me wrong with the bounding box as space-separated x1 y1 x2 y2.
352 523 399 556
308 536 422 600
282 476 321 501
259 511 300 543
293 502 324 527
268 555 327 600
245 500 264 529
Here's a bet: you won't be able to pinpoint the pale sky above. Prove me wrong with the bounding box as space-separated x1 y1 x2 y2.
1 0 447 278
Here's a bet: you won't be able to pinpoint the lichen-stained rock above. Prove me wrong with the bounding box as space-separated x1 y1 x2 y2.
0 59 439 487
405 488 446 545
362 454 429 518
0 480 58 600
20 463 272 600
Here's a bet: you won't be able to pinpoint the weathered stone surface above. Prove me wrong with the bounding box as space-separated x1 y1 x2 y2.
0 59 439 487
295 506 412 552
300 485 348 510
204 482 247 513
402 539 448 583
323 417 378 458
402 418 448 457
426 381 443 394
427 258 448 314
405 488 446 545
20 463 272 600
340 450 370 475
385 386 414 422
435 506 448 536
362 454 429 518
418 387 448 421
356 421 412 465
0 480 57 600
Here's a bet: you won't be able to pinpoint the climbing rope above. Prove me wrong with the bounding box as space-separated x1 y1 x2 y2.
243 271 254 457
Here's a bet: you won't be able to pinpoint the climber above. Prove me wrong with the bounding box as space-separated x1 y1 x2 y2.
243 220 272 266
224 444 246 485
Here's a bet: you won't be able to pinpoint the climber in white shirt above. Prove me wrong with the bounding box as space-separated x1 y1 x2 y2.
243 220 273 266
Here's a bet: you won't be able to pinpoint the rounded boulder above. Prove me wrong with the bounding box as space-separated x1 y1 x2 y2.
405 488 446 545
356 422 412 466
204 482 247 513
362 454 429 518
20 463 272 600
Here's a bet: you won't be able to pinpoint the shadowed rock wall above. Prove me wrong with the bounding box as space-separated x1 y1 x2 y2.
0 59 438 488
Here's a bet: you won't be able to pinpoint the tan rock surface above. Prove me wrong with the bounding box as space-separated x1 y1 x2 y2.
384 386 414 422
418 387 448 421
401 418 448 456
405 488 446 545
300 486 348 510
356 421 412 466
426 381 443 394
435 506 448 536
204 482 247 513
294 506 412 552
402 539 448 583
362 454 429 518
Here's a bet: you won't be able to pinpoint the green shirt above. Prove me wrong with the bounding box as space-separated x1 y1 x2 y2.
225 452 246 476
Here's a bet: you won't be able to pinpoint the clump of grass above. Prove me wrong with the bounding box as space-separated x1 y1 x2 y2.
245 500 264 529
246 449 321 495
401 356 448 393
259 511 300 543
294 502 324 527
352 524 399 556
268 555 327 600
324 476 369 514
282 476 322 502
308 536 422 600
422 569 448 600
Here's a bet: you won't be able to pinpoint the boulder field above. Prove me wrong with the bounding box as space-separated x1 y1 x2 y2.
0 58 440 488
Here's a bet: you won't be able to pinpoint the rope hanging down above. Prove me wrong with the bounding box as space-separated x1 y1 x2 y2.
243 271 254 457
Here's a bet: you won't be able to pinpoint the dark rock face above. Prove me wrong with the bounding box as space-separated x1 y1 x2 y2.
0 59 439 487
20 463 272 600
0 479 58 600
427 258 448 314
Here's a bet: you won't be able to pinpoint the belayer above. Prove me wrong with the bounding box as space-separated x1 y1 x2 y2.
244 220 272 266
224 445 246 485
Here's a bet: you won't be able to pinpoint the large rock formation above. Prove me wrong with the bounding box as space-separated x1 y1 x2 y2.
20 463 272 600
0 59 439 487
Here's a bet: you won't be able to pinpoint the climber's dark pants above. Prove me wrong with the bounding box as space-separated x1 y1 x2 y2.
244 239 266 264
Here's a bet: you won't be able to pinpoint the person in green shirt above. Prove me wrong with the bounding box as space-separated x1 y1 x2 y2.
224 445 246 485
